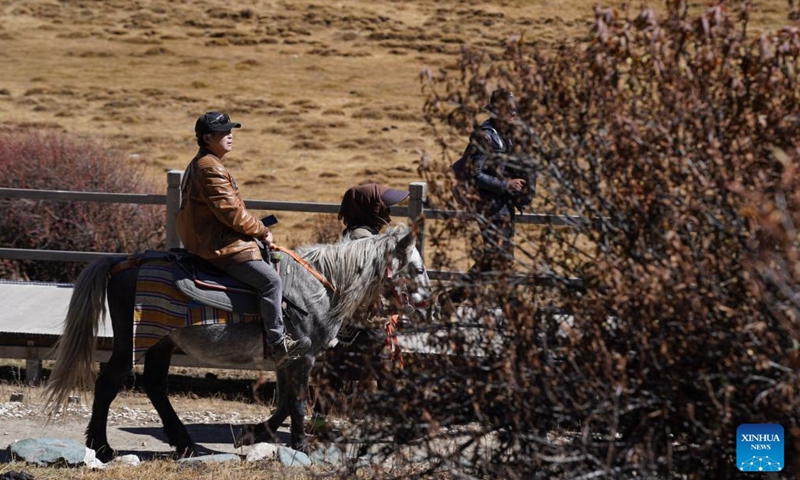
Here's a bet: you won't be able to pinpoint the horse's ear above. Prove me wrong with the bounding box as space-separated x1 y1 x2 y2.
397 231 416 258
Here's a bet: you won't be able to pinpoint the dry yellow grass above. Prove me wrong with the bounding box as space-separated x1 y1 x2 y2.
3 455 336 480
4 0 791 246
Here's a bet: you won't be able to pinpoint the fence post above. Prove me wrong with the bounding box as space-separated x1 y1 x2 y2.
408 182 427 257
166 169 183 250
25 340 42 385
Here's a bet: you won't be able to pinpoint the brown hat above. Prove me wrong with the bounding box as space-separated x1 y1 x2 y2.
338 183 409 230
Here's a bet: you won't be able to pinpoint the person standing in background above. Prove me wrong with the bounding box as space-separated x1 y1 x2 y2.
448 89 534 303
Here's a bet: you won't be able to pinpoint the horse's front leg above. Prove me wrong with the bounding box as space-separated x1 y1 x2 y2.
234 355 314 451
234 389 287 448
288 397 309 452
234 364 292 448
286 355 314 452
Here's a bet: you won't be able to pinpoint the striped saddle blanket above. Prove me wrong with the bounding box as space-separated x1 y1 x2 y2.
133 258 259 362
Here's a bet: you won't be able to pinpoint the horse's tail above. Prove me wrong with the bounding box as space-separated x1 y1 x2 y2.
45 255 124 415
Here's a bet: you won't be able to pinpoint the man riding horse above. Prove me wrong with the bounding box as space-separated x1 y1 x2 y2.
43 111 433 460
176 111 309 366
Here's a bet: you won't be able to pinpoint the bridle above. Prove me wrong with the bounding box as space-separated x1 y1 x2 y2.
380 245 431 370
382 264 430 315
269 244 338 294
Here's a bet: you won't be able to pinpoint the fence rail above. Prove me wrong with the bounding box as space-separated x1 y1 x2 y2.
0 172 585 279
0 188 166 204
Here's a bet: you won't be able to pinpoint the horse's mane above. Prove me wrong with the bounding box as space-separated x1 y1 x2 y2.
296 225 411 329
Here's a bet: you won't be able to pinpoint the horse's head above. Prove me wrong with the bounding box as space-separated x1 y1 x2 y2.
384 228 432 315
296 226 432 330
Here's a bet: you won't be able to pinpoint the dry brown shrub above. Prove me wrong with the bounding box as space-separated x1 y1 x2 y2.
120 37 162 45
0 129 165 282
142 46 172 56
335 141 358 150
322 109 346 116
351 108 384 120
352 2 800 478
231 38 258 46
387 111 417 121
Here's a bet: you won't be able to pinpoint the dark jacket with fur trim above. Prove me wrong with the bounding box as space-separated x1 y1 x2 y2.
464 119 516 218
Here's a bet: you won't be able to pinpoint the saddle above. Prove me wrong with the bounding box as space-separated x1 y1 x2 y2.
164 250 306 317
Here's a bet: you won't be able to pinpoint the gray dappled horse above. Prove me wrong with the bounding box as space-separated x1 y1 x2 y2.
44 226 430 460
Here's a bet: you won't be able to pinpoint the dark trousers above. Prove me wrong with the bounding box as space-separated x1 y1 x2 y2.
469 213 515 275
223 260 284 346
446 213 515 305
443 214 515 304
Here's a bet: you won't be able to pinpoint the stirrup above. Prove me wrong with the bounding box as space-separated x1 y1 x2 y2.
271 335 311 367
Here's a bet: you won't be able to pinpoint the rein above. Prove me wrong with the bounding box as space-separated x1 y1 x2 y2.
270 244 338 295
384 265 412 315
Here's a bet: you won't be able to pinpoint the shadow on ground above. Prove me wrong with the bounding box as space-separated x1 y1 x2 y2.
0 365 277 403
0 421 292 462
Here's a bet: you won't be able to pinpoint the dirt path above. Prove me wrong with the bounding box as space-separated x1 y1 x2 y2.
0 379 290 461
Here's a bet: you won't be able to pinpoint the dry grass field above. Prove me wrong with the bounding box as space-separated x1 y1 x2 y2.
1 0 792 245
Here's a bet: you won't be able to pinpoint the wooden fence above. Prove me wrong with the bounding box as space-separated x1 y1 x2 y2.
0 170 585 279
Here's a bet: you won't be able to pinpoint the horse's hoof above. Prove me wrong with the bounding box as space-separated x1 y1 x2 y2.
291 441 310 455
234 425 256 448
93 445 116 463
176 444 198 459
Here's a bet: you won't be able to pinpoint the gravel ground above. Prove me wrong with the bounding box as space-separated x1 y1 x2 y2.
0 368 495 472
0 371 293 461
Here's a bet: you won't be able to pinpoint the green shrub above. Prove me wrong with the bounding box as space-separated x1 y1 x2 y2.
0 128 166 282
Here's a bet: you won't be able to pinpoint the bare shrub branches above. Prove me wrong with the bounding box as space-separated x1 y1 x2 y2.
403 2 800 478
0 128 166 282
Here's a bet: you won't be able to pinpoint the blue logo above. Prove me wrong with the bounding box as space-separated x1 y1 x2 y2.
737 424 784 472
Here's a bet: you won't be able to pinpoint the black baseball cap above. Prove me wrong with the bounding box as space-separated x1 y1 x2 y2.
195 111 242 136
486 88 517 115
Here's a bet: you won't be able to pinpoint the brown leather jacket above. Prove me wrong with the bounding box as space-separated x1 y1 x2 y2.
175 150 269 268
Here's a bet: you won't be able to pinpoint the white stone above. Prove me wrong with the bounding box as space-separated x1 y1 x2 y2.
113 454 142 466
245 442 280 462
83 447 105 469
